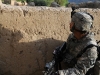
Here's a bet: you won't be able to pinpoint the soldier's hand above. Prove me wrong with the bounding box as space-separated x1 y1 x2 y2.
51 72 59 75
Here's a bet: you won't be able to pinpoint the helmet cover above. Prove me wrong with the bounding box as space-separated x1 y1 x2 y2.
72 12 93 32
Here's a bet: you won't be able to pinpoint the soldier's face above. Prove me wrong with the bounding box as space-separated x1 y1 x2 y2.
70 21 74 32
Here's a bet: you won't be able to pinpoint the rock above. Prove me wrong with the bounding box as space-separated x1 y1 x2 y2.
27 2 35 6
50 2 60 7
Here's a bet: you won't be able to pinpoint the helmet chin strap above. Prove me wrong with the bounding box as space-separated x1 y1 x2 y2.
70 24 75 32
70 25 80 32
70 24 87 34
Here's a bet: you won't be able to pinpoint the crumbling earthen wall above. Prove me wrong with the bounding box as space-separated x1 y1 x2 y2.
0 4 100 75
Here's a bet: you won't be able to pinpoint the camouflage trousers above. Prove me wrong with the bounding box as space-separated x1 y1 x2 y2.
58 67 96 75
58 68 82 75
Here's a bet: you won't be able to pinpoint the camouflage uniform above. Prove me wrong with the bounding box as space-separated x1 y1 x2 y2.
58 12 97 75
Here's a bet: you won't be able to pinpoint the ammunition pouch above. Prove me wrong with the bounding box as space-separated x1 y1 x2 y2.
94 60 100 75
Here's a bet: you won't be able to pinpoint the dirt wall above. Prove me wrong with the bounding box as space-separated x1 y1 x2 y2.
0 0 2 4
0 4 100 75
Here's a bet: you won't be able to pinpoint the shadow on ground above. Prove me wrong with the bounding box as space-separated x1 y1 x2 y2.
0 24 65 75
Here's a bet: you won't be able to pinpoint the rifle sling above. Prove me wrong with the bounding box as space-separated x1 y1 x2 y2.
77 44 96 58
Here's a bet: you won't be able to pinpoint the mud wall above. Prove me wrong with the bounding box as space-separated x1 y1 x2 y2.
0 4 100 75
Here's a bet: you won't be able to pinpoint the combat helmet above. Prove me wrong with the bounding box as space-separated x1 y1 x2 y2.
71 12 94 32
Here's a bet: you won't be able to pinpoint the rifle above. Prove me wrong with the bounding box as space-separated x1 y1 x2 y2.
43 42 66 75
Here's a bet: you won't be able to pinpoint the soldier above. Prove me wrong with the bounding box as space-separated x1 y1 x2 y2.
58 12 98 75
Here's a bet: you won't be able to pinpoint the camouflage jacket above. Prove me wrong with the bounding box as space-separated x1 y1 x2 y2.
59 32 97 75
